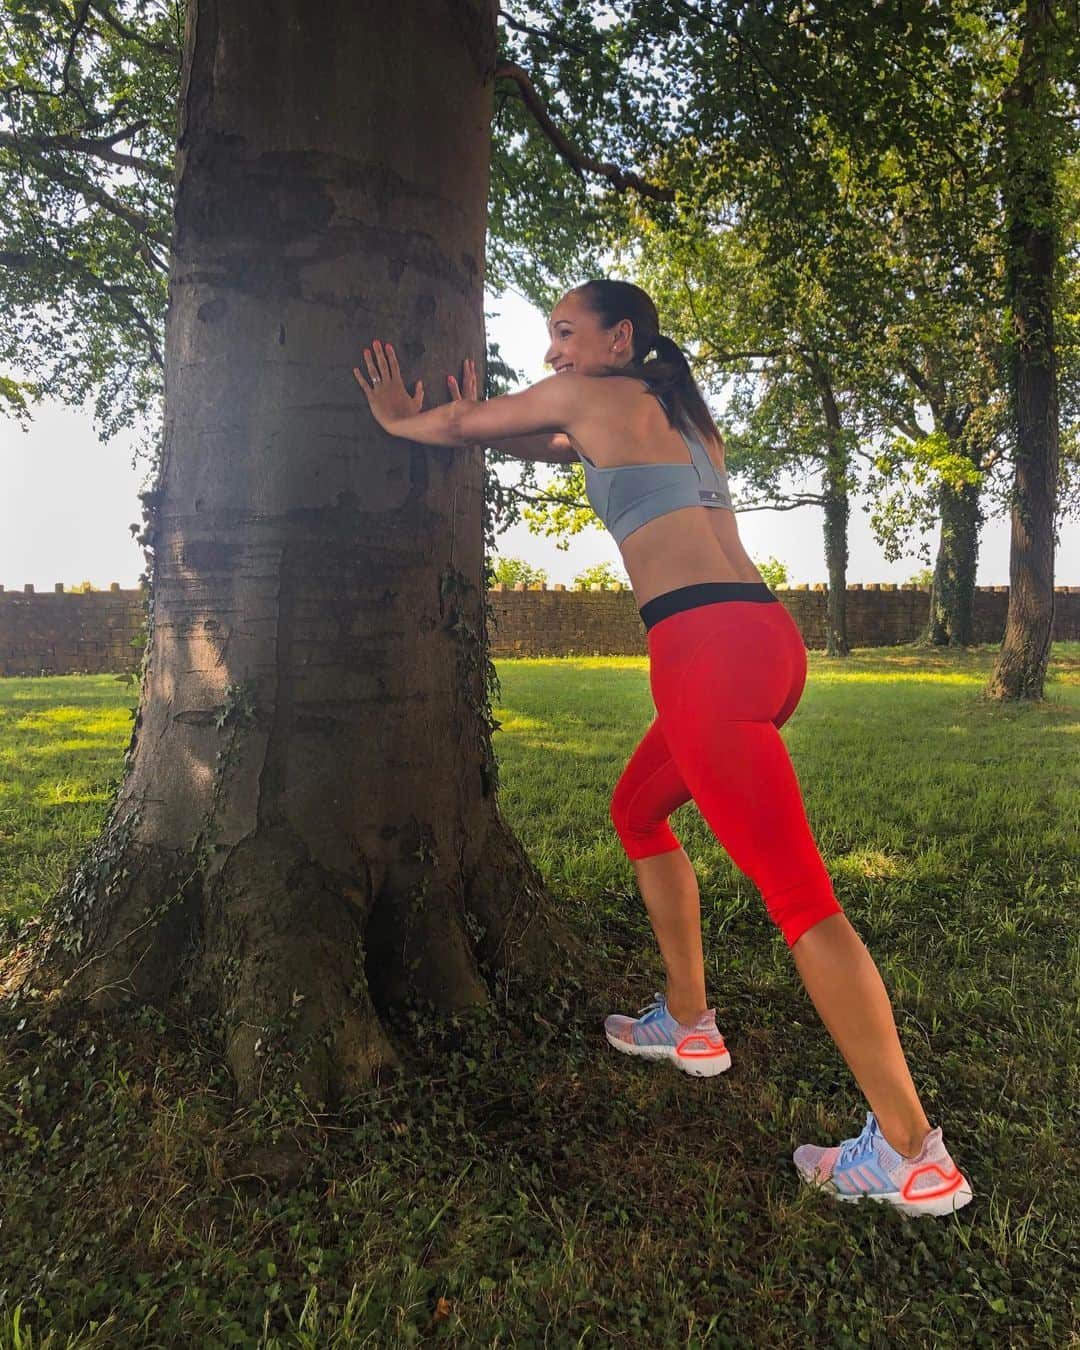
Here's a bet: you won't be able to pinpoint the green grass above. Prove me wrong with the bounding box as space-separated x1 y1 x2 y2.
0 644 1078 1347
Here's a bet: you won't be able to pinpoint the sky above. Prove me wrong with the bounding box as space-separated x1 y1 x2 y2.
1 284 1074 593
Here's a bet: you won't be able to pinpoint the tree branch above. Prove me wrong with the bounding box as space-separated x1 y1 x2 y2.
501 480 591 512
729 494 824 511
0 242 164 369
60 0 94 103
493 61 674 201
0 128 171 250
899 357 934 402
87 0 181 58
981 446 1006 473
0 127 172 182
496 9 594 59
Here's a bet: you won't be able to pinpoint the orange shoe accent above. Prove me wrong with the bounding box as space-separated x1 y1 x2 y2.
675 1032 728 1058
901 1163 965 1203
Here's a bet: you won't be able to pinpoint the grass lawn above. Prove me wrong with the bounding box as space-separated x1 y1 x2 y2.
0 643 1077 1347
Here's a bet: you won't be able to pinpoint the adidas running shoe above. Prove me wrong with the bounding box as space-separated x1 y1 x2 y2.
794 1111 973 1217
604 991 732 1078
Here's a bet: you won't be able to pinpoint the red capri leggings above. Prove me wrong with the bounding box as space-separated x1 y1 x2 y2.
610 581 843 948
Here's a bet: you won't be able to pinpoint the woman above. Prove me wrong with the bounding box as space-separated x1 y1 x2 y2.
353 278 972 1218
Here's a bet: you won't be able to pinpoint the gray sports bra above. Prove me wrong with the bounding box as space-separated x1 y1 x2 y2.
573 411 733 546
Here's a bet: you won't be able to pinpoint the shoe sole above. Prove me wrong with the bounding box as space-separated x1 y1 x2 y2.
604 1030 732 1078
798 1174 975 1218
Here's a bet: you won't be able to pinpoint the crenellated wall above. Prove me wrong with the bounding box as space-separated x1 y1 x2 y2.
1 580 1078 675
485 582 1080 657
0 583 148 677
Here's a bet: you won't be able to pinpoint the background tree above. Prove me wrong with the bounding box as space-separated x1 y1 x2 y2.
0 0 179 446
986 0 1078 699
854 7 1079 653
751 556 791 590
572 561 629 589
852 152 1009 648
489 556 549 587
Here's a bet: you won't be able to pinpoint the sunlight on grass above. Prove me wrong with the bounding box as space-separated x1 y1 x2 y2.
12 711 130 736
814 670 988 685
25 738 111 756
11 706 92 727
36 779 107 805
489 713 547 733
833 848 909 880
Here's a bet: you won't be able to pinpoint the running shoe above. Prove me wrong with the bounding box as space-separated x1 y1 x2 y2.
604 991 732 1077
794 1111 973 1217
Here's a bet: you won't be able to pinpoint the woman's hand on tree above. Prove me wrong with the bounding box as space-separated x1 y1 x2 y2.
446 356 479 404
447 356 481 450
352 339 423 434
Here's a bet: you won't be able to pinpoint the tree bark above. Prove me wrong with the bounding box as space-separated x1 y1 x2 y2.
921 476 984 647
815 361 850 657
5 0 579 1106
986 0 1061 700
822 473 850 657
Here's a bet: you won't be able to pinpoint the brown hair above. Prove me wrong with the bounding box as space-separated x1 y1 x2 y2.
571 279 725 455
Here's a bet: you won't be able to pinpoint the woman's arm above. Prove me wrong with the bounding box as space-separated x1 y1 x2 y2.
384 383 581 448
447 361 576 461
484 433 577 463
354 342 584 451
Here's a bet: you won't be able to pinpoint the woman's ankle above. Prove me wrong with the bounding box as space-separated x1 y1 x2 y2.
876 1112 933 1159
666 994 708 1026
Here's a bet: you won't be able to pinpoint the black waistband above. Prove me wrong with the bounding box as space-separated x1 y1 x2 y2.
639 580 778 632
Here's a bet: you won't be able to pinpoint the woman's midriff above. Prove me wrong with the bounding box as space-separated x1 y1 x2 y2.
619 504 765 609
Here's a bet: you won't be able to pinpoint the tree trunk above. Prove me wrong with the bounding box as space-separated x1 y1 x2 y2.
822 477 850 657
816 365 850 657
6 0 578 1106
921 476 984 646
986 0 1061 700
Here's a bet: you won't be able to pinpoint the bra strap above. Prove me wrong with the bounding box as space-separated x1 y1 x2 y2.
679 423 720 483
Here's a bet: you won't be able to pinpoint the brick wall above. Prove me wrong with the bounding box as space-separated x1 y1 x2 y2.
483 582 1080 658
1 580 1078 675
0 584 148 677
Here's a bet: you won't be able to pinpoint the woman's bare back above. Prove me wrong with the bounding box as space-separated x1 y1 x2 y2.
559 376 765 607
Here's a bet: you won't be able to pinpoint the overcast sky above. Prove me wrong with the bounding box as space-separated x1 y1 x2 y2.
1 284 1073 592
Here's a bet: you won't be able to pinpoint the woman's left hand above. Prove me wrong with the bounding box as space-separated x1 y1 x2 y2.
352 339 423 435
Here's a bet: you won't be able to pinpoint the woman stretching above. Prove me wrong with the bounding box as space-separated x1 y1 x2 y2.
353 278 972 1218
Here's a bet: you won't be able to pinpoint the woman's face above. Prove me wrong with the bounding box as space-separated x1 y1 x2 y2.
543 291 634 377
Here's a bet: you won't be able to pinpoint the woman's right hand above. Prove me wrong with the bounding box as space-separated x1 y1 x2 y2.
447 356 479 403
